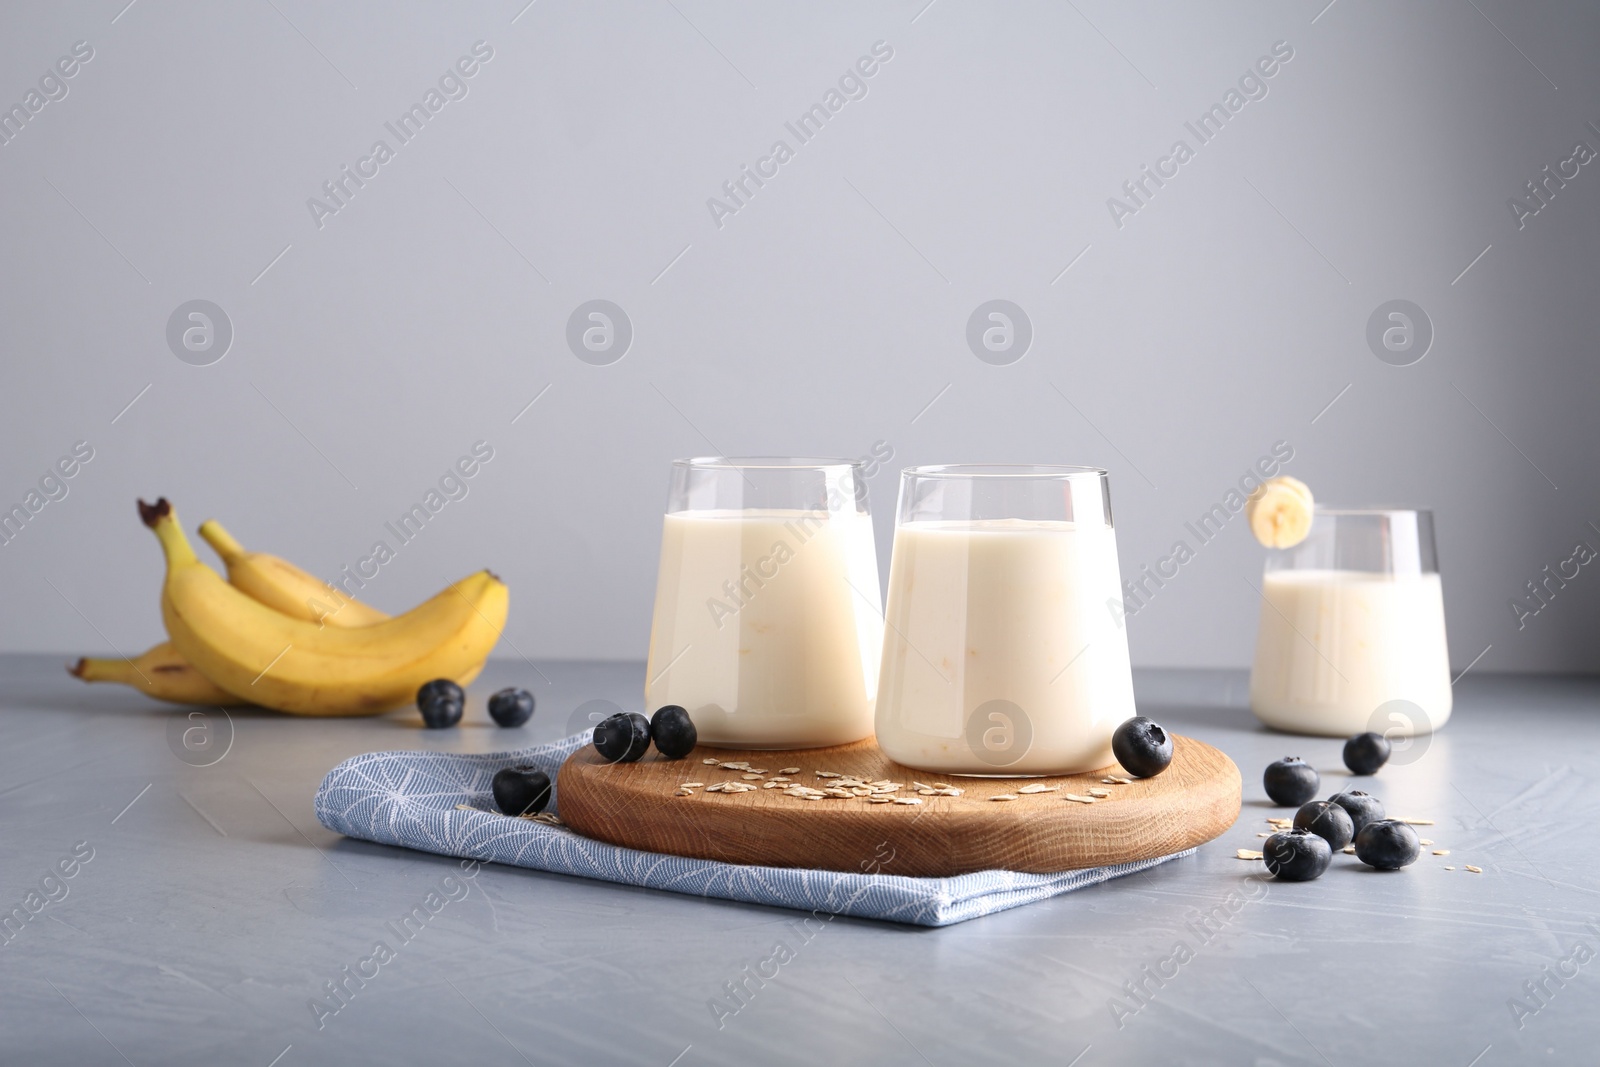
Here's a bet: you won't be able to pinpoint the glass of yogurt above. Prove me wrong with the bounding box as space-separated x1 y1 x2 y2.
1249 507 1452 737
873 465 1136 776
644 457 883 749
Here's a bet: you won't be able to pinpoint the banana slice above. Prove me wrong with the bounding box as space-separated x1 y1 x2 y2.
1247 476 1314 548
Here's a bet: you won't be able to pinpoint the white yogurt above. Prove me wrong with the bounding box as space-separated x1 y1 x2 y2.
873 518 1135 775
1249 568 1452 736
644 508 882 748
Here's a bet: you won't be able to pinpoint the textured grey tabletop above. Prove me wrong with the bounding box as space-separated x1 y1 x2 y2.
1 654 1595 1066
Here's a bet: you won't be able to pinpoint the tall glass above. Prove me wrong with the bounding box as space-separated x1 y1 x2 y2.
1249 507 1452 737
874 465 1136 776
644 457 882 749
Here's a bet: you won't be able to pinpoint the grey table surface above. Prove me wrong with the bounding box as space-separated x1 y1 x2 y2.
1 654 1596 1067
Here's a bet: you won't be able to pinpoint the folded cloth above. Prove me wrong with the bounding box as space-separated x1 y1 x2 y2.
314 732 1194 927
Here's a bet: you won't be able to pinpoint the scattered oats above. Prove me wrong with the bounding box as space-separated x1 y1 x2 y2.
722 761 750 770
742 773 764 780
934 783 953 790
824 788 852 798
1465 865 1483 874
763 782 782 789
933 787 963 796
675 788 694 797
681 782 704 788
851 787 872 797
1342 845 1356 854
1236 849 1264 860
917 788 936 796
1419 839 1434 846
1257 832 1272 838
868 797 892 804
913 782 932 791
702 758 721 765
804 794 822 801
1063 793 1099 804
1433 850 1450 856
1108 775 1134 785
1017 783 1057 794
749 768 769 775
990 794 1019 802
893 797 923 805
1101 778 1118 785
772 776 791 783
1444 865 1456 871
816 771 841 779
779 767 800 775
1399 818 1435 826
704 783 726 793
1088 788 1110 798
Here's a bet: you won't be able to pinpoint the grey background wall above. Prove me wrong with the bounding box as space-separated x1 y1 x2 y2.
1 0 1596 675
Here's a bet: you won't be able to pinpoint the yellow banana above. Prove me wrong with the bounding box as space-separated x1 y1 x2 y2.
143 498 507 716
69 640 241 706
198 519 389 628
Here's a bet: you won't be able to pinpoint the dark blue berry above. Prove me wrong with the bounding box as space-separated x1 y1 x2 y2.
1263 757 1319 806
417 678 464 729
593 712 651 763
1264 828 1332 881
487 688 536 728
1343 732 1391 776
1112 716 1174 778
1293 799 1354 850
492 766 551 817
1329 790 1385 836
1353 819 1420 870
650 705 697 759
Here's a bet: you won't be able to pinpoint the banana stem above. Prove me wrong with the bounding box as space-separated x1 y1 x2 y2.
139 498 201 567
198 519 246 564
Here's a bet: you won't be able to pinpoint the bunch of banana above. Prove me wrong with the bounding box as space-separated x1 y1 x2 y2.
71 500 506 716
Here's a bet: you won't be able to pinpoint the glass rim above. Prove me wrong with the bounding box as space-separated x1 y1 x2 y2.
1313 505 1434 518
672 455 864 471
901 463 1108 480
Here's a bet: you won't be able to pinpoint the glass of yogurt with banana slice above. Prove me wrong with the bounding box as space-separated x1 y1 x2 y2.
1246 479 1452 737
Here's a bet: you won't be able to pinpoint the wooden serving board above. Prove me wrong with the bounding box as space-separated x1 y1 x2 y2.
557 735 1240 878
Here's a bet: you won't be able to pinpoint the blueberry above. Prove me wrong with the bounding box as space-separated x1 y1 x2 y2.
1329 790 1386 836
487 688 536 728
593 712 651 763
1343 731 1391 776
1111 716 1174 778
492 766 551 817
1263 757 1319 806
1263 828 1332 881
417 678 464 729
1353 818 1421 870
650 705 697 759
1293 799 1354 850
